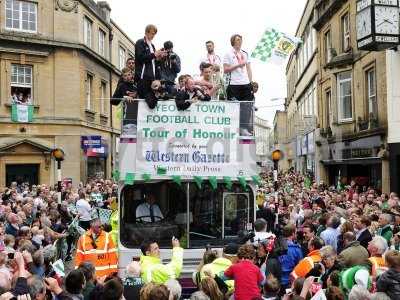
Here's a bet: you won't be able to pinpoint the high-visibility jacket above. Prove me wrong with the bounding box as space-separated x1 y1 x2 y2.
140 247 183 284
110 210 119 246
75 229 118 277
369 256 388 278
200 257 234 292
291 249 321 281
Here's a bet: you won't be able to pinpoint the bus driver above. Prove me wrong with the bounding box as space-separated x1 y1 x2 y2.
136 193 164 223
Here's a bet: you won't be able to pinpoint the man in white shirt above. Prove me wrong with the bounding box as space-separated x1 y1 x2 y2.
136 193 164 223
201 41 222 68
76 192 92 230
223 34 254 136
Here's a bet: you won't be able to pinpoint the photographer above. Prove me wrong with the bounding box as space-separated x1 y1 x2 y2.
175 76 210 111
145 80 175 109
160 41 181 95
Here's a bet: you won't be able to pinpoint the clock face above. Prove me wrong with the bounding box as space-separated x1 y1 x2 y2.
357 9 372 39
374 6 400 35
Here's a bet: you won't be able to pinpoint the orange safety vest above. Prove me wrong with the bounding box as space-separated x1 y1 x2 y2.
369 256 387 278
291 249 321 281
75 229 118 277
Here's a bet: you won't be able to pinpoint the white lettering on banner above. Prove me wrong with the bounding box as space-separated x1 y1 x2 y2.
134 101 255 177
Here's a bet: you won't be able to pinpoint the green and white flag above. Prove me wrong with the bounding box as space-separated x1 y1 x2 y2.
11 104 33 123
251 28 301 64
51 259 65 277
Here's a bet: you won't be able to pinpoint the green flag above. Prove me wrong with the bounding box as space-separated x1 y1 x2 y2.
142 173 151 182
209 176 217 190
223 176 233 190
157 166 167 175
238 176 248 190
304 176 311 189
194 176 203 189
251 28 301 63
11 104 33 123
112 170 120 181
171 175 182 186
125 173 135 185
251 175 262 186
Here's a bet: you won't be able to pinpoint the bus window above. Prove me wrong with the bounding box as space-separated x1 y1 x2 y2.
223 193 250 238
120 181 187 248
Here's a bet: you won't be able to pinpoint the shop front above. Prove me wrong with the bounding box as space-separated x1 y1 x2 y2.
81 136 109 180
320 135 384 189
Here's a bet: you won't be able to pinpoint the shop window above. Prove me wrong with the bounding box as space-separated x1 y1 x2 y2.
5 0 37 33
10 64 33 104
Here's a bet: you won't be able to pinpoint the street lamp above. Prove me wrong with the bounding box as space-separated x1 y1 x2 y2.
51 148 65 204
271 149 283 191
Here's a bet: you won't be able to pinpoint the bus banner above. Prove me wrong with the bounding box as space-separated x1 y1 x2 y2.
133 100 255 177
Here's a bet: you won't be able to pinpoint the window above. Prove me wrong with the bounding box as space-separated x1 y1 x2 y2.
119 46 126 70
324 30 332 63
100 81 106 114
83 17 92 47
98 29 106 57
86 74 93 110
10 64 33 104
326 90 332 129
341 12 351 52
366 68 377 119
337 71 352 121
5 0 37 32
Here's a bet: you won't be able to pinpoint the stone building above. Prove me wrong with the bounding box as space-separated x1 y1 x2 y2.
254 116 271 168
313 0 389 192
286 0 318 177
0 0 134 187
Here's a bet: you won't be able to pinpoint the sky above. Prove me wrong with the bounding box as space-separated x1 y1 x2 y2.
107 0 307 124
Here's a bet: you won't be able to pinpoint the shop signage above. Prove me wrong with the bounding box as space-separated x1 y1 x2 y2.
342 148 373 159
81 136 102 149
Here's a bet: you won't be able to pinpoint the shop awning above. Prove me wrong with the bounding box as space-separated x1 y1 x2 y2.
321 157 381 165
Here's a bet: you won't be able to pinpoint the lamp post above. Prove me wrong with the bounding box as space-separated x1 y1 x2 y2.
271 149 283 191
51 148 65 204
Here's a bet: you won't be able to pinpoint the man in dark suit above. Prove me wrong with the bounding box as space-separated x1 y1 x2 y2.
355 216 373 249
134 24 167 99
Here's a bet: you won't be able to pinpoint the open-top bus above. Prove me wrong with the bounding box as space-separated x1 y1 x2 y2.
117 99 258 276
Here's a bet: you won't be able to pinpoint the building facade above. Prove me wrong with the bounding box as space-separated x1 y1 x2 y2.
0 0 134 187
254 116 271 168
286 0 318 177
313 0 390 192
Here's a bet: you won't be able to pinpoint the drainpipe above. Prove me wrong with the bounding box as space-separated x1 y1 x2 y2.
109 30 114 176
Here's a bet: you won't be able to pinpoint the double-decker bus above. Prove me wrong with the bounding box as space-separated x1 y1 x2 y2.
117 99 258 276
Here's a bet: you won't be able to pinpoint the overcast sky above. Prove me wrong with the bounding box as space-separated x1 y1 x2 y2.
107 0 307 124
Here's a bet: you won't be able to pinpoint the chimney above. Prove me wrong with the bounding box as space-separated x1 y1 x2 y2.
97 1 111 23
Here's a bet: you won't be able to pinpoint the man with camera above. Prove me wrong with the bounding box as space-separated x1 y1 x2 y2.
159 41 181 96
175 76 211 111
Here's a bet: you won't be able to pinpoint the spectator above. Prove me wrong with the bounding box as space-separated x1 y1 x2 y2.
148 284 169 300
300 224 316 257
78 262 96 300
355 216 372 250
337 221 354 253
320 215 341 252
337 232 369 268
65 269 86 300
139 282 156 300
377 213 393 244
102 278 124 300
262 275 280 300
75 191 92 231
5 213 20 237
223 34 254 136
278 224 303 289
291 237 324 280
224 244 263 300
198 277 223 300
140 238 183 284
320 246 340 289
165 279 181 300
377 250 400 300
368 236 388 278
122 261 143 300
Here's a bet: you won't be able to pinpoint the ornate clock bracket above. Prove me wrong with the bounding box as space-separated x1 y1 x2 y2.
55 0 78 13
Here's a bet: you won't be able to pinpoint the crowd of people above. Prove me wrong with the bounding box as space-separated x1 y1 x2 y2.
1 170 400 299
112 24 258 136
